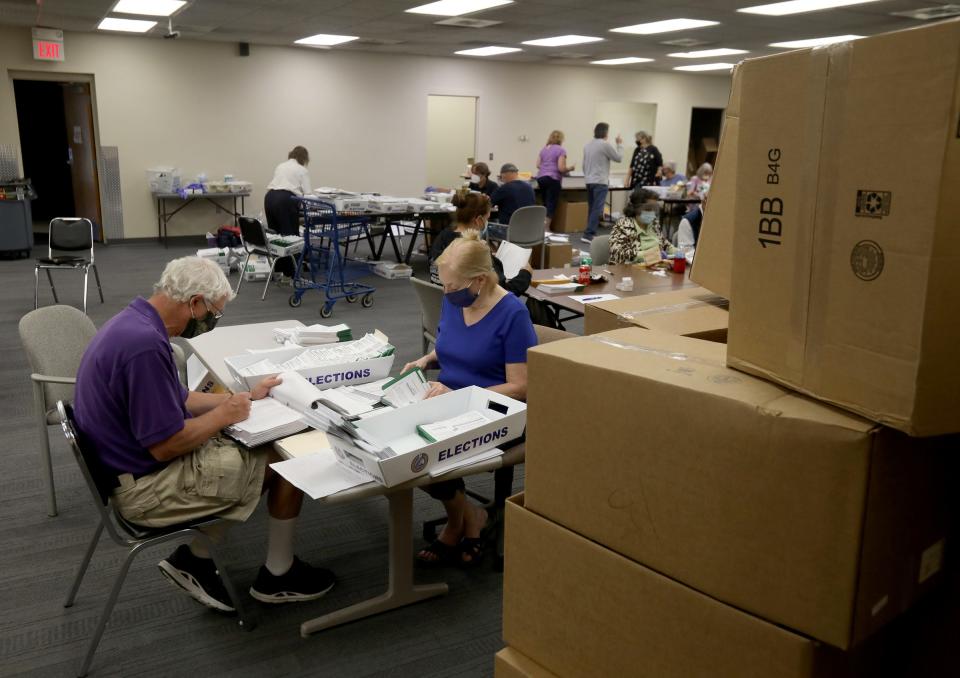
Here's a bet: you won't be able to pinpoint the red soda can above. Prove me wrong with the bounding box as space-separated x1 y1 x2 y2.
672 253 686 274
578 264 591 284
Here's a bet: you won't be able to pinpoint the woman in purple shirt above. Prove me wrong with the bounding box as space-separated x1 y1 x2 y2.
535 130 575 228
404 232 537 567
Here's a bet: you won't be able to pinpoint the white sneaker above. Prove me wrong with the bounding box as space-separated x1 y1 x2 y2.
580 236 593 244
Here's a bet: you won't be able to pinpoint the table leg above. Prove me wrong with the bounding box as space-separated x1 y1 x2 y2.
402 218 423 264
299 489 448 637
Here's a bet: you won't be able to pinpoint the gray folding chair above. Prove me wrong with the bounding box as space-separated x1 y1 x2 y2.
410 276 444 355
235 215 295 300
35 217 104 314
58 401 253 678
506 205 548 269
18 305 98 516
590 234 611 266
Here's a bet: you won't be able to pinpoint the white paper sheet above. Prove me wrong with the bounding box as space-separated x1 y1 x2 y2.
568 293 620 304
429 447 504 478
495 241 532 279
270 450 369 500
269 371 322 411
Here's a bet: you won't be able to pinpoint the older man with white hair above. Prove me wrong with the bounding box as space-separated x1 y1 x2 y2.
73 256 334 613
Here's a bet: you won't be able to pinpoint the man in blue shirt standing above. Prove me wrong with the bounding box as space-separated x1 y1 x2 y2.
490 163 535 227
582 122 624 244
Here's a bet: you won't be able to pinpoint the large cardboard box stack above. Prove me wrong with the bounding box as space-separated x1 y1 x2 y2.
692 20 960 435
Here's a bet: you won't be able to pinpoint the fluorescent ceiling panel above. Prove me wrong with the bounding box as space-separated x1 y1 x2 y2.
769 34 862 47
739 0 881 16
668 48 748 58
113 0 186 16
591 57 654 65
406 0 512 16
522 35 603 47
611 19 718 35
673 62 735 71
455 45 521 56
295 33 359 46
98 17 157 32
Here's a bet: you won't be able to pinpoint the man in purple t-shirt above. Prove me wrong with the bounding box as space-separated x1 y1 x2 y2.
74 256 334 612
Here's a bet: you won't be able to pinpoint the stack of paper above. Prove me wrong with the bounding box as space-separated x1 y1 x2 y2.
296 323 353 345
545 231 569 243
223 397 307 447
279 333 394 372
416 411 491 444
380 368 430 408
495 241 532 279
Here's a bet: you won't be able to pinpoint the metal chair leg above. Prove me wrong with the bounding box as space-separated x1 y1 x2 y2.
45 268 59 303
82 268 89 315
32 381 57 516
262 256 278 301
76 543 142 678
235 252 251 295
34 266 40 310
91 264 104 303
65 521 105 607
198 532 256 631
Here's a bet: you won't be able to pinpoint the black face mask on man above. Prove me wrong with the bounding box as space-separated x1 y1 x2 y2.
181 299 220 338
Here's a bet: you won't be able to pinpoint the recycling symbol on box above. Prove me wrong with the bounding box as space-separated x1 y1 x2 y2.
855 190 892 218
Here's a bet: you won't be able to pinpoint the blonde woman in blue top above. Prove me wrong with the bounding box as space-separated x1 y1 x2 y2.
404 231 537 566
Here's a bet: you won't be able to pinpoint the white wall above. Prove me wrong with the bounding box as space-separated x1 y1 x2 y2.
0 26 731 238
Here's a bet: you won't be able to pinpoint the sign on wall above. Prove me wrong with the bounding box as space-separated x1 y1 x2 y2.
32 27 64 62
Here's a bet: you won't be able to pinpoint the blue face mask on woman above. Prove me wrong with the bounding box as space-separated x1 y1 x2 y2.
639 210 656 226
446 282 479 308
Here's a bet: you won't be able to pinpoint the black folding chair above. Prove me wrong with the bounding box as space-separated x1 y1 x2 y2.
235 215 296 300
57 401 254 677
34 218 104 314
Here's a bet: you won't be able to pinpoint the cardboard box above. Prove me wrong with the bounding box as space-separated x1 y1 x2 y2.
583 286 729 341
504 494 854 678
495 647 558 678
550 199 588 233
529 242 573 269
694 21 960 435
328 386 526 486
524 328 950 649
224 333 395 390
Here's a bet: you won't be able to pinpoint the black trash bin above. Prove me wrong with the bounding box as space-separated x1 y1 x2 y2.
0 179 37 258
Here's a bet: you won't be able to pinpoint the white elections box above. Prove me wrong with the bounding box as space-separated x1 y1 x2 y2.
328 386 526 487
224 335 394 390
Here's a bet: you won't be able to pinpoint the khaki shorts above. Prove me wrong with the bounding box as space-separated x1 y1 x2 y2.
111 435 267 528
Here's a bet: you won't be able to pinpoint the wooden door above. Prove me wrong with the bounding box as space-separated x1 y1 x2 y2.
62 83 103 239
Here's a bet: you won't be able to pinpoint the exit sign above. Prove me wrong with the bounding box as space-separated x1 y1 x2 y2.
32 27 64 62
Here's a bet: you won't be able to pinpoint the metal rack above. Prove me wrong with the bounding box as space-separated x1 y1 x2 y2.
289 197 376 318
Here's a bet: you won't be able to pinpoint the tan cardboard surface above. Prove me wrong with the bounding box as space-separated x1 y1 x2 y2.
530 243 573 269
494 647 558 678
550 199 588 233
524 328 950 649
584 285 728 341
725 21 960 435
503 495 850 678
689 62 741 298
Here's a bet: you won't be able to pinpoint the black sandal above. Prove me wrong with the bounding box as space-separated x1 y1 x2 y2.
458 537 486 568
416 539 460 567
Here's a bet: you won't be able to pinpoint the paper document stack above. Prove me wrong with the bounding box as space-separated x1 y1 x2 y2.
223 398 307 447
235 333 393 379
416 411 492 443
495 241 532 278
296 323 353 345
380 368 430 408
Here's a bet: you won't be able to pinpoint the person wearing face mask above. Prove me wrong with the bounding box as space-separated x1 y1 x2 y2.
609 188 676 265
73 256 336 613
625 131 663 190
429 192 532 296
467 162 498 198
687 162 713 198
404 233 537 567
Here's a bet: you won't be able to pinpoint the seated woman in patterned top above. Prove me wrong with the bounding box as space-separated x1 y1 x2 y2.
608 188 676 265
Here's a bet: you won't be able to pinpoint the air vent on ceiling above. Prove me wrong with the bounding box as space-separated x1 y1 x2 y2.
354 38 406 46
891 4 960 20
659 37 710 47
435 17 501 28
546 52 591 59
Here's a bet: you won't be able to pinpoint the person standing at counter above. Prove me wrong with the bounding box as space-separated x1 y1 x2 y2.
582 122 623 244
625 131 663 190
264 146 312 237
535 130 575 229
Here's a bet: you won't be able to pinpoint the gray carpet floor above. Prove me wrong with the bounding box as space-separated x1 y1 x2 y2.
1 237 551 678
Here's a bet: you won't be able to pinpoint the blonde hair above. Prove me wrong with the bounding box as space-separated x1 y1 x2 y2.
436 230 498 287
547 130 564 145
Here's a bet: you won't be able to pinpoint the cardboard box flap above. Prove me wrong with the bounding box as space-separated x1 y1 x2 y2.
530 328 873 433
590 288 728 336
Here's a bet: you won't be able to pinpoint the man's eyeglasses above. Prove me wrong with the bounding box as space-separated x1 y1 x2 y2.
203 298 225 320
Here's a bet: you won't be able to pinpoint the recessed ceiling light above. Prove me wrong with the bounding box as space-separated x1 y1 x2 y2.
113 0 186 17
673 62 735 71
591 57 654 65
769 34 862 48
295 33 359 47
522 35 603 47
406 0 513 16
98 17 157 32
668 48 748 58
891 4 960 21
739 0 881 16
455 45 522 56
611 19 718 35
